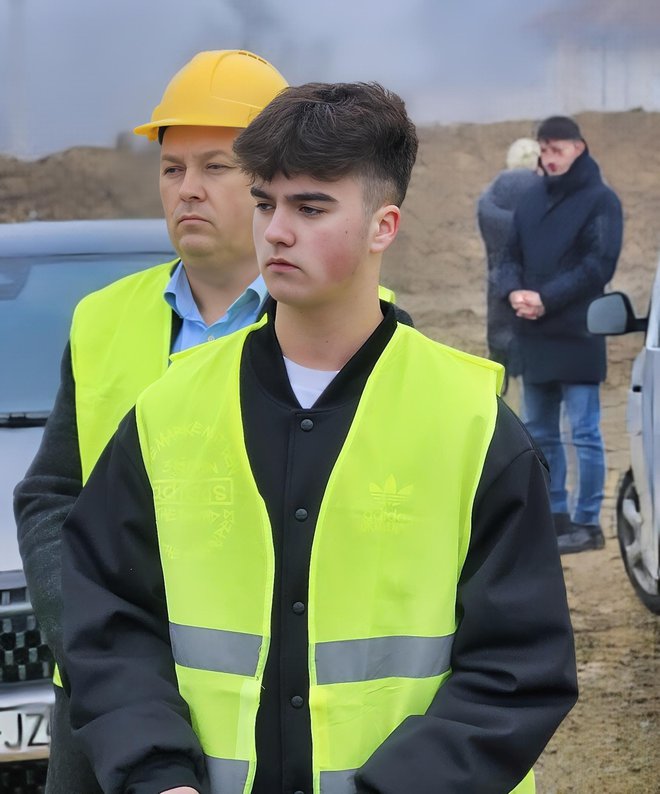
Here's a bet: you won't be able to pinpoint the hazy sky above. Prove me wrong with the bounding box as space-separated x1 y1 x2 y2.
0 0 613 157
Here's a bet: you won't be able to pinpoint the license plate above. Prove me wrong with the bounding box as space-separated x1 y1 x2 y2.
0 706 51 755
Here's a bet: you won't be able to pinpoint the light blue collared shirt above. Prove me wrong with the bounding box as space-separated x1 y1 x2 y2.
164 261 269 353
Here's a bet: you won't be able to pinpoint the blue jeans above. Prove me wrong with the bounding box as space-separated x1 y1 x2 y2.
523 382 605 525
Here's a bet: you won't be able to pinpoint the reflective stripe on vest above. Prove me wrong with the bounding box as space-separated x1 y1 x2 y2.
206 757 250 793
205 761 472 794
169 623 261 677
315 634 453 684
169 624 453 684
136 321 533 793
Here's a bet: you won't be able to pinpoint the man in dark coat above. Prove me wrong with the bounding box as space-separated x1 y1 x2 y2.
498 116 623 554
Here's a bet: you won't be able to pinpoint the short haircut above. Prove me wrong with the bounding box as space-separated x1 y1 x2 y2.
536 116 583 143
233 82 418 209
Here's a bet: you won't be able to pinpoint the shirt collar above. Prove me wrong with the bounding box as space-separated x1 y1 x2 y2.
164 260 268 323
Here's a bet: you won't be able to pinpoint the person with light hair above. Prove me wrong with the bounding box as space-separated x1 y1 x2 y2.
506 137 541 170
477 137 541 410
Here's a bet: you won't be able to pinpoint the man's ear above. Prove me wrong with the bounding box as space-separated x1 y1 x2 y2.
575 139 586 156
370 205 400 254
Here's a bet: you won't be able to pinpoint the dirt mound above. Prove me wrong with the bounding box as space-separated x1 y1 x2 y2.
0 147 162 223
2 110 658 791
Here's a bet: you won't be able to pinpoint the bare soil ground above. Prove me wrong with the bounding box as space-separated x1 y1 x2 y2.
1 109 657 791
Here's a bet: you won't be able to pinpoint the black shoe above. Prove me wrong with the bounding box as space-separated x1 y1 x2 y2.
572 522 605 549
552 512 571 538
557 523 605 555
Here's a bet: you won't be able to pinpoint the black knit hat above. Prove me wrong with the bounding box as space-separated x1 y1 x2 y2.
536 116 584 142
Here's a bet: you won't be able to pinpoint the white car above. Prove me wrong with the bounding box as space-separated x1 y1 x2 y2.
0 219 174 788
588 277 660 615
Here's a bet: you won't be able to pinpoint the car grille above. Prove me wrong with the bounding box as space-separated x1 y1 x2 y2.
0 760 47 794
0 587 54 684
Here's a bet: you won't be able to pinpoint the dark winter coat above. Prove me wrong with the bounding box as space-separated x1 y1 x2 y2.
477 168 541 367
497 151 623 384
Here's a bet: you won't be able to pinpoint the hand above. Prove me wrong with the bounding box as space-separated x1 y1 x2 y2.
508 290 545 320
160 788 199 793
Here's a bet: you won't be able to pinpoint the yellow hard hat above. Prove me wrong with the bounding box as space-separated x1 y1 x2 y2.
134 50 288 141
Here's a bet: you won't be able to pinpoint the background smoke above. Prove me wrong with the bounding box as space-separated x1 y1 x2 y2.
1 0 658 157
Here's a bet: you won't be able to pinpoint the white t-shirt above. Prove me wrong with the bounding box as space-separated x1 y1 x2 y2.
283 356 339 409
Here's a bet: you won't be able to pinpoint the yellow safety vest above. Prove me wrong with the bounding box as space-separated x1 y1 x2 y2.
135 320 534 794
70 260 177 482
57 265 396 689
51 262 176 689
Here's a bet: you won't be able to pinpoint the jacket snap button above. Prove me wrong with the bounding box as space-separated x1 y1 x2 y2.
291 695 304 709
295 508 308 521
300 418 314 431
292 601 305 615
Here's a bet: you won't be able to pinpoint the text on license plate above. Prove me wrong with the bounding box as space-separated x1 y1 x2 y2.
0 707 51 754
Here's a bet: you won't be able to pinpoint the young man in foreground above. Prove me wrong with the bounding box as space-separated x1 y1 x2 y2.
62 82 577 794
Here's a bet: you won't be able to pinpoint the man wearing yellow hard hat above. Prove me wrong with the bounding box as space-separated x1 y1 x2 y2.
14 49 289 794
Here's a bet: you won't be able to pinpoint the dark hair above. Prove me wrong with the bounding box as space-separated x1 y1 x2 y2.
536 115 584 143
233 82 418 209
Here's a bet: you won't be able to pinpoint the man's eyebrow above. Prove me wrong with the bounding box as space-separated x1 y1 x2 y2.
287 191 338 203
249 185 338 204
161 149 233 163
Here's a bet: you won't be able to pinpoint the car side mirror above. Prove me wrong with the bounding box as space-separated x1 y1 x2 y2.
587 292 648 335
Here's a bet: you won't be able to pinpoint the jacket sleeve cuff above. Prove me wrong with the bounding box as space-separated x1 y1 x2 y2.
123 753 205 794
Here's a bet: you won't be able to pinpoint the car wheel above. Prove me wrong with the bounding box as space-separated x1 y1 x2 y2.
616 470 660 615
